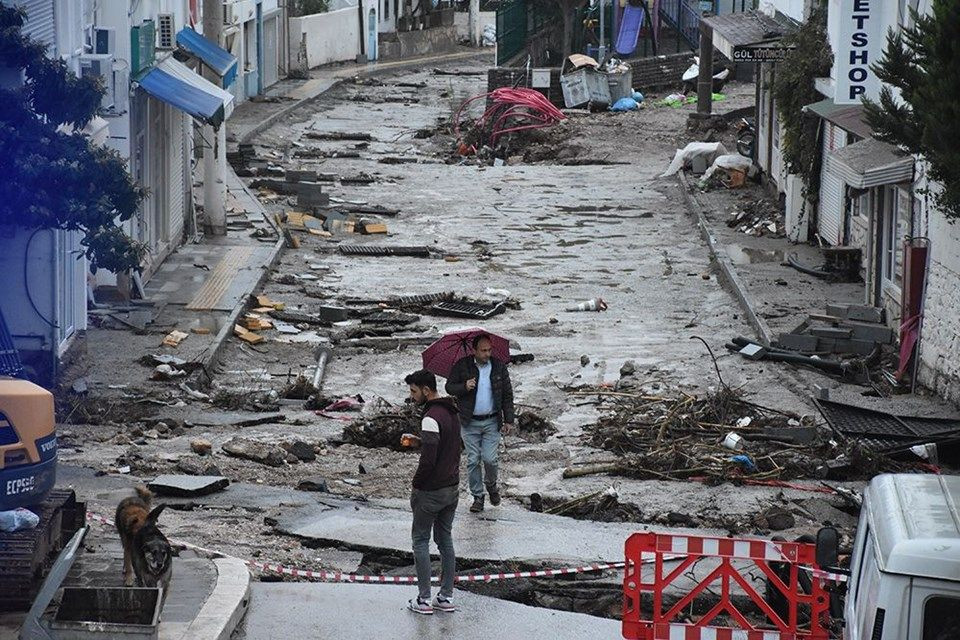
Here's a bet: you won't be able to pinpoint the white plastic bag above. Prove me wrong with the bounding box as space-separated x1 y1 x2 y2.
0 507 40 532
700 153 755 183
661 142 729 177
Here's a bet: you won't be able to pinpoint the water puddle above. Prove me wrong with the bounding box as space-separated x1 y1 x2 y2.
725 245 786 265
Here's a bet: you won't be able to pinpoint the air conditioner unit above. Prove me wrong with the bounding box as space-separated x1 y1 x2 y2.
80 53 115 111
94 27 116 55
157 14 175 49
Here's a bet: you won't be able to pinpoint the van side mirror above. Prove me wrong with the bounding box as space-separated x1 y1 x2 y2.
816 526 839 568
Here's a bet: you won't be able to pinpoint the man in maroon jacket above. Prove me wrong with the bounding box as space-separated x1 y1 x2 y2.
404 369 462 615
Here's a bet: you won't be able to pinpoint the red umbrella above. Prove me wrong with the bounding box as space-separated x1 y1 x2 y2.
421 327 510 378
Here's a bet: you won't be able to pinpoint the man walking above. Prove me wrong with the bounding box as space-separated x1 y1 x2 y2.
445 334 515 513
404 369 461 615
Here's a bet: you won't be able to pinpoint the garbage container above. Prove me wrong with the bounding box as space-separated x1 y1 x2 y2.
607 69 633 102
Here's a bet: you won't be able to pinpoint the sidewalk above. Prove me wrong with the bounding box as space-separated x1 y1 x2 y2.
65 167 283 401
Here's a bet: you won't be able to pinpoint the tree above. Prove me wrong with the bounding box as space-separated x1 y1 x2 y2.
0 5 146 273
773 5 832 203
556 0 585 58
863 0 960 220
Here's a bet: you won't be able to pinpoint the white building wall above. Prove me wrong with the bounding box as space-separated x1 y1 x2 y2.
289 0 378 68
913 171 960 405
0 0 91 370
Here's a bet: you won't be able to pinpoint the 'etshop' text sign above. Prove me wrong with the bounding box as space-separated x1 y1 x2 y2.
836 0 882 104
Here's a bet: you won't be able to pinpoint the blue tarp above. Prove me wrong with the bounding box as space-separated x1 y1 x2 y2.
176 27 238 88
139 62 226 127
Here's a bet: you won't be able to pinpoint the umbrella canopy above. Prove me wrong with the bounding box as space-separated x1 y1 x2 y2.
422 327 510 378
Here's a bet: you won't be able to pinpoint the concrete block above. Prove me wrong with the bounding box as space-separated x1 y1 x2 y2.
846 321 894 344
297 183 329 209
810 326 853 339
845 305 884 323
777 333 818 352
833 338 878 355
286 169 318 183
317 306 349 322
825 303 883 323
816 338 837 351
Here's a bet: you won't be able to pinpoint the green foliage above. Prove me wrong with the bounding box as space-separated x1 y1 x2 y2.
0 5 146 273
292 0 331 16
863 0 960 220
773 5 832 203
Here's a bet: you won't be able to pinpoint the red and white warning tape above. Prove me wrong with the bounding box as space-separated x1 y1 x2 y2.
88 513 847 585
86 512 623 584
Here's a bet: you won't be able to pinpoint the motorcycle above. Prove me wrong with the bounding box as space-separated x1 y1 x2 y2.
736 117 756 159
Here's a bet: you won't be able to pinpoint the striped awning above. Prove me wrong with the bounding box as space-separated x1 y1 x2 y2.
825 138 913 189
137 56 234 127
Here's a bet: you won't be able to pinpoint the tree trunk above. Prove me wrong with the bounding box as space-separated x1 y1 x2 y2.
562 9 575 58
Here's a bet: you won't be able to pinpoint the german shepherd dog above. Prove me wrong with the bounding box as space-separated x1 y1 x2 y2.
116 486 173 600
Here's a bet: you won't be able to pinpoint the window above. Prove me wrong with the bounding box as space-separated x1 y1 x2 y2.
384 0 390 20
923 597 960 640
882 186 910 291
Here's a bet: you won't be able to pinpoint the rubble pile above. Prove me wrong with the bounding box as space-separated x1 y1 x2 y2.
342 401 419 450
726 198 784 237
515 411 557 443
577 385 829 481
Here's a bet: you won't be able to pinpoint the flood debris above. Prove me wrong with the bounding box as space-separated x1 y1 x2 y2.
148 474 229 497
342 400 418 450
515 411 557 442
221 437 287 467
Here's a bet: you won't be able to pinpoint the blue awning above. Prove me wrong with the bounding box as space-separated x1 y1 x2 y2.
176 27 238 88
138 57 234 128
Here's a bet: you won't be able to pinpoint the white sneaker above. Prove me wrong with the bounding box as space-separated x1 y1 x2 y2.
407 597 434 615
432 595 457 613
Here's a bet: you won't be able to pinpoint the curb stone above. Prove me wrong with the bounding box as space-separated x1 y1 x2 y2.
159 558 251 640
676 171 774 347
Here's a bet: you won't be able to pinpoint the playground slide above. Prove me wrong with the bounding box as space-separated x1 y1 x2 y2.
615 4 645 56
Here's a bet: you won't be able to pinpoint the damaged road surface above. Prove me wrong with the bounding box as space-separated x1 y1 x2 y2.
53 55 936 637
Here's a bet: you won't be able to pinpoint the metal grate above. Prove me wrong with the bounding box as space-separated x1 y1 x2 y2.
814 398 960 453
388 292 454 306
430 300 505 320
338 245 430 257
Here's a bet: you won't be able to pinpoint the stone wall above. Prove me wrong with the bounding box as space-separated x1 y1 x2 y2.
916 188 960 405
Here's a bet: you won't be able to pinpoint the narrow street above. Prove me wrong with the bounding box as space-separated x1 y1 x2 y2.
45 53 875 637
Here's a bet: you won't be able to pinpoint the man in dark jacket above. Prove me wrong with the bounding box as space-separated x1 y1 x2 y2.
404 369 461 615
445 334 515 513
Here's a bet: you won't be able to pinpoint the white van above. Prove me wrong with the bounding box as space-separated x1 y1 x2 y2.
831 474 960 639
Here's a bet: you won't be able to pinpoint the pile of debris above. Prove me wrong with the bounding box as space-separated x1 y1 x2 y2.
726 197 784 237
342 400 419 450
515 411 557 442
730 304 892 384
572 385 830 482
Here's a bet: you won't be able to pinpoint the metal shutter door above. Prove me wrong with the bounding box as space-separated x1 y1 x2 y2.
8 0 56 50
168 109 186 243
818 123 845 246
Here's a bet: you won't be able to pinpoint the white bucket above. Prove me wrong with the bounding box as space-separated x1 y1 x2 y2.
722 432 744 451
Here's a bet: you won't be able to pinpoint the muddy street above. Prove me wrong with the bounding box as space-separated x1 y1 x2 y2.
53 54 877 634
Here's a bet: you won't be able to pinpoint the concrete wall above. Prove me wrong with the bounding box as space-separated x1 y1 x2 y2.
379 24 457 60
453 10 495 42
290 8 364 69
912 174 960 405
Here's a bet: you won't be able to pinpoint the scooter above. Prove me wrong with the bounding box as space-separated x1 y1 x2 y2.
736 117 756 159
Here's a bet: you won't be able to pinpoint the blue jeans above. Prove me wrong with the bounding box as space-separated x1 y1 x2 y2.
411 485 458 600
462 416 500 498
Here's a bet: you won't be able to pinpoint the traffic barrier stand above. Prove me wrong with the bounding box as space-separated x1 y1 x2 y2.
622 532 831 640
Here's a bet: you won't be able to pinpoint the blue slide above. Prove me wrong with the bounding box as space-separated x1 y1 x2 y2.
615 4 645 56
